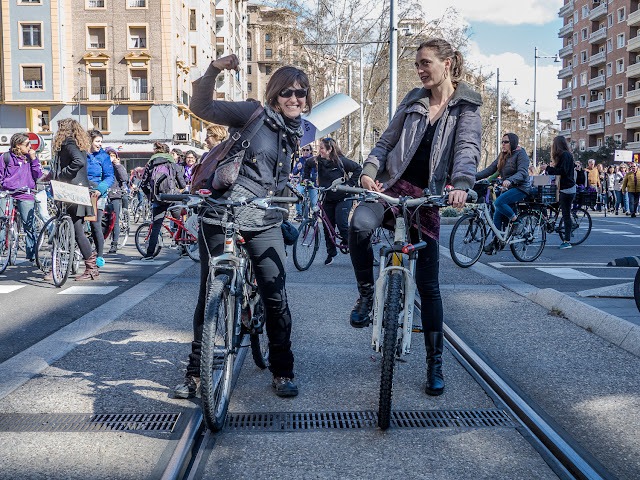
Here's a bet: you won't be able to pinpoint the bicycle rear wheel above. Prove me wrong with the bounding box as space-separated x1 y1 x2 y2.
449 214 486 268
293 219 319 271
510 213 546 262
0 219 11 274
36 217 55 273
378 272 403 430
134 222 163 257
201 273 235 431
52 216 75 287
9 221 19 266
117 209 130 249
569 208 592 246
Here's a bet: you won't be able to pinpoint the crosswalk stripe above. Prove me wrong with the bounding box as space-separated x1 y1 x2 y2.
0 285 25 294
58 286 118 295
535 268 598 279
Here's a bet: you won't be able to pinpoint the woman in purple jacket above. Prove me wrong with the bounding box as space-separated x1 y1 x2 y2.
0 133 43 263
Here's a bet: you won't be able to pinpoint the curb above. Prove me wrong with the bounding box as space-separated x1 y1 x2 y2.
440 216 461 225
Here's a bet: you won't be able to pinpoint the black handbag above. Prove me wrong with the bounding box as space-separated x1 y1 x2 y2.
281 221 299 246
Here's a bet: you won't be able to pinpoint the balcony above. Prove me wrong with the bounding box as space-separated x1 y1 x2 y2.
588 74 606 90
589 27 607 45
72 87 114 102
625 140 640 149
114 86 154 102
628 8 640 27
558 0 573 18
628 35 640 52
626 88 640 104
587 122 605 134
625 115 640 129
558 44 573 58
557 107 572 120
177 90 191 106
627 62 640 78
587 99 605 112
588 51 607 67
558 86 572 99
559 128 572 138
558 22 573 38
89 42 105 49
589 2 607 21
558 65 573 79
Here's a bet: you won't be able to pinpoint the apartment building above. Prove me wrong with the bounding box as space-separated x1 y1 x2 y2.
0 0 247 165
558 0 640 153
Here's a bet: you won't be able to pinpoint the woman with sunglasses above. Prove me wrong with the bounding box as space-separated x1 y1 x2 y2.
181 54 313 399
348 38 482 396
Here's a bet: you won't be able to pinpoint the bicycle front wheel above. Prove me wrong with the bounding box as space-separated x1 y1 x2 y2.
293 219 319 271
52 216 75 287
118 209 130 249
510 213 546 262
36 217 55 273
378 272 403 430
0 219 11 274
570 208 592 246
249 297 269 369
134 222 163 257
201 273 235 431
8 222 19 266
449 214 486 268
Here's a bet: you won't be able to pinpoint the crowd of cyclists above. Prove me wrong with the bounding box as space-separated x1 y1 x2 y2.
2 36 638 404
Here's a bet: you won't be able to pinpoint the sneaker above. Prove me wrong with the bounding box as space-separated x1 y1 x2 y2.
632 214 637 218
483 237 495 253
173 375 201 399
140 255 155 262
510 221 523 236
324 254 336 265
558 242 572 249
108 245 118 254
272 376 298 397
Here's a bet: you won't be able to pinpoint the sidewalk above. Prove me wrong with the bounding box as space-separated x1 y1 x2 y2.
0 249 639 478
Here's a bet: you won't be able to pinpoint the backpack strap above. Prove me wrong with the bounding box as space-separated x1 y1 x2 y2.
218 105 265 158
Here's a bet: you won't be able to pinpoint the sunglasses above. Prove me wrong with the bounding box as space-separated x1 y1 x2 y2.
501 140 510 144
279 88 307 98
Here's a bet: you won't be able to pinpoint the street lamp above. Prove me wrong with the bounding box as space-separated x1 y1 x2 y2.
532 46 560 167
496 68 517 157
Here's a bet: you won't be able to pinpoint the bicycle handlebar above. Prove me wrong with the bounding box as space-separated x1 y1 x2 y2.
331 184 478 206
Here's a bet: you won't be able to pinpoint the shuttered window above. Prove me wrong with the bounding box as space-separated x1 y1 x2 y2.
22 66 43 89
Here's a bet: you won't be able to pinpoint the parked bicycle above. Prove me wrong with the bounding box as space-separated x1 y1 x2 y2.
36 198 75 287
521 200 592 246
130 192 151 224
134 205 200 261
333 183 477 430
449 182 546 267
159 191 299 431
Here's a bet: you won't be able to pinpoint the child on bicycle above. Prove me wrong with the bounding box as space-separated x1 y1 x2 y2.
348 38 480 396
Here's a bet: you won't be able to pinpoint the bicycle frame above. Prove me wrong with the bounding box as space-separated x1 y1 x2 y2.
475 202 527 247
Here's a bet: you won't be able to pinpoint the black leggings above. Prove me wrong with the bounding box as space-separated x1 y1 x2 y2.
558 192 575 242
348 201 443 333
188 221 294 379
70 211 102 260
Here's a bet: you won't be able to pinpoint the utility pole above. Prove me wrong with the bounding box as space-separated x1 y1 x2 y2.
360 47 364 162
389 0 398 122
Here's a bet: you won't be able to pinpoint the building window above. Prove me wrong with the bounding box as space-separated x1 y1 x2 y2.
579 117 586 130
607 38 613 52
571 119 576 131
129 109 149 132
573 32 578 45
265 48 272 58
189 9 197 31
616 83 624 98
39 109 50 131
608 13 613 27
265 33 271 41
605 111 611 125
618 7 626 22
572 76 577 88
574 11 578 23
265 65 272 75
21 66 43 90
130 70 149 100
606 62 612 77
247 82 252 92
605 87 612 101
614 133 623 144
19 0 42 3
128 26 147 49
86 0 105 8
247 47 251 61
247 65 252 74
579 139 586 151
616 58 624 73
582 5 589 18
190 46 197 66
617 33 625 48
615 109 623 123
572 97 577 109
21 23 42 48
580 50 587 63
581 28 588 41
90 110 108 131
573 54 578 65
87 27 106 49
89 69 107 99
580 72 587 86
580 95 586 107
128 0 146 6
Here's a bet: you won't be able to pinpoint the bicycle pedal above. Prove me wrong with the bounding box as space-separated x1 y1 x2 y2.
411 325 423 332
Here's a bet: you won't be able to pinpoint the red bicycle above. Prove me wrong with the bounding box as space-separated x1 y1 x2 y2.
134 206 199 261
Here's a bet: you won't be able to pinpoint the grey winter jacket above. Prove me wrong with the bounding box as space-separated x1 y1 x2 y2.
361 82 482 194
476 148 531 194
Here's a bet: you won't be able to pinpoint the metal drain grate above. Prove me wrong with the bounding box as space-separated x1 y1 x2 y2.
225 409 514 431
0 413 180 432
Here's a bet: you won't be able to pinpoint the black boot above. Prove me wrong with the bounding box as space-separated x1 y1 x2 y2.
350 281 374 328
425 332 444 396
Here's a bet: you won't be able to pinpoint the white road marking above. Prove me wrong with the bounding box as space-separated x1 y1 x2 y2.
0 285 25 294
536 268 598 279
490 262 609 269
58 286 118 295
591 228 632 234
623 235 640 238
126 260 168 265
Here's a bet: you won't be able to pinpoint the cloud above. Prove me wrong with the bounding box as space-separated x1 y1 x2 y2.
465 42 563 124
423 0 563 26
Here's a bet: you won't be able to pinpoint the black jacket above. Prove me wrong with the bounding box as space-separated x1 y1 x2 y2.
55 137 90 187
306 155 362 202
190 63 298 197
108 163 129 200
546 151 576 191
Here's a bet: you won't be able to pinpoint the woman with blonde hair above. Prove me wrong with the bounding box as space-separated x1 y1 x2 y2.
204 125 228 149
50 118 101 280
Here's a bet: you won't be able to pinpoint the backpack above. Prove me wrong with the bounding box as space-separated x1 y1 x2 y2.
150 162 176 201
